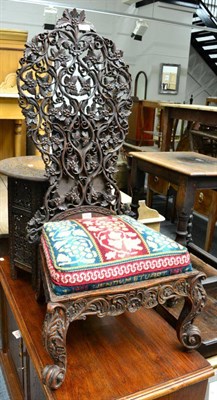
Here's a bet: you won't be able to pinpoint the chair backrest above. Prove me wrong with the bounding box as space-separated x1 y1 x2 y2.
17 8 132 242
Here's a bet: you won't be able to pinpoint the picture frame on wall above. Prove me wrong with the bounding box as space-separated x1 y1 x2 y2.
159 63 181 94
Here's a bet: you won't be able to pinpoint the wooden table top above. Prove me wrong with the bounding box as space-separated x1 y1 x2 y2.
129 151 217 177
206 97 217 105
142 100 217 113
123 142 160 153
0 155 46 181
0 258 213 400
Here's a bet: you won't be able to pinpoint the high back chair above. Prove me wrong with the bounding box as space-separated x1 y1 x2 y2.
17 9 206 390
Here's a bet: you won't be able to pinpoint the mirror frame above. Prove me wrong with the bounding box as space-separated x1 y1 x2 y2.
159 63 181 95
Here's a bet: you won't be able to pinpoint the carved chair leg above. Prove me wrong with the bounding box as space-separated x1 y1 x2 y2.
176 273 206 349
42 302 69 389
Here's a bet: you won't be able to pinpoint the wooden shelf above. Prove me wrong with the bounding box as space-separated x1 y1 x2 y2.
0 257 214 400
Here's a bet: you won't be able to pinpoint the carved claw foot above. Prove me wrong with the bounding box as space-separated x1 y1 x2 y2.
42 364 66 390
176 272 206 350
42 302 69 389
179 323 202 349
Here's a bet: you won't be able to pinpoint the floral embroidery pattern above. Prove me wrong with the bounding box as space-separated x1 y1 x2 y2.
41 215 192 293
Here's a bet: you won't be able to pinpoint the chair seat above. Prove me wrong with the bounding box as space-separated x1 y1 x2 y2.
41 215 192 295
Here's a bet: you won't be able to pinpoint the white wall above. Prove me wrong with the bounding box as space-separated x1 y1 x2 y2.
1 0 215 105
122 2 194 102
186 46 217 105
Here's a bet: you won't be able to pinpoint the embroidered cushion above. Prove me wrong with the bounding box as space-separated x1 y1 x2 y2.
41 214 192 295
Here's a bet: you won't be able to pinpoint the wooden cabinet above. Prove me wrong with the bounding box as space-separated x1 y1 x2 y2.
8 176 47 284
194 189 217 252
0 30 27 82
0 258 214 400
0 294 45 400
0 30 28 160
0 156 48 286
127 100 155 146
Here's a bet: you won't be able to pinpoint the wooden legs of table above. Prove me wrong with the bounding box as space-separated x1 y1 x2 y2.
205 199 217 251
161 108 173 151
175 182 195 246
130 163 145 218
14 119 23 156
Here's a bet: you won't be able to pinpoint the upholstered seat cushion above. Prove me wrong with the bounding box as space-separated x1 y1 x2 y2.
41 214 192 295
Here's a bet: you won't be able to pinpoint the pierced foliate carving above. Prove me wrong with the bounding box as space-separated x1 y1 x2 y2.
17 8 132 242
42 303 68 389
42 272 206 389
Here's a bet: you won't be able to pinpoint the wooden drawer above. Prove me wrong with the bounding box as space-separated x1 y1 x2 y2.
148 174 169 196
194 189 217 217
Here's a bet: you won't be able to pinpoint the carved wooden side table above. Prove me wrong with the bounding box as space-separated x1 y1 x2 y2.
130 151 217 242
0 156 47 286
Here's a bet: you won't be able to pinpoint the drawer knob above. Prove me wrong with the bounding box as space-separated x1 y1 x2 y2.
198 192 204 203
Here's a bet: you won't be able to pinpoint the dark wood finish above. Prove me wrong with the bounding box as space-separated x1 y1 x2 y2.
17 8 132 245
161 104 217 151
37 207 207 389
0 156 48 286
193 189 217 252
190 129 217 157
142 101 217 151
156 254 217 358
0 279 23 400
14 8 211 390
8 176 47 285
126 101 157 147
187 242 217 269
0 258 213 400
130 151 217 249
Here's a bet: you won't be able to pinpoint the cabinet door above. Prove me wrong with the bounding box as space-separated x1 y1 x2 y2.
2 295 46 400
28 353 46 400
7 303 25 387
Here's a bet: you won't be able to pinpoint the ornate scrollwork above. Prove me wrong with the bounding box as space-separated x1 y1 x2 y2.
17 8 132 242
177 272 206 349
42 273 206 389
43 275 206 329
42 302 69 389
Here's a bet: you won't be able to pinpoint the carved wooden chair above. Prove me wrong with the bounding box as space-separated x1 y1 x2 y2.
17 9 206 390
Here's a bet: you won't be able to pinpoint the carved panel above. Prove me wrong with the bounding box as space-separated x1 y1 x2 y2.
8 177 48 282
17 8 132 242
